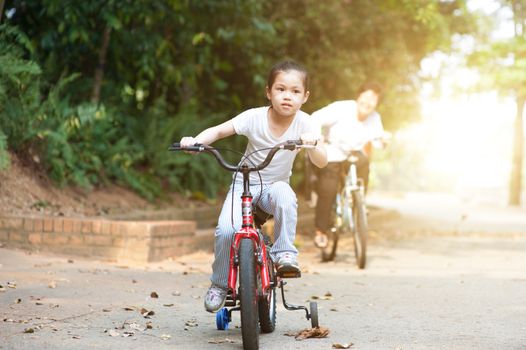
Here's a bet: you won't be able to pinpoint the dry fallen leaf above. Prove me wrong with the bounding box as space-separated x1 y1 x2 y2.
163 303 174 307
122 331 134 337
140 308 155 318
285 327 330 340
7 281 17 289
160 334 171 340
15 298 22 304
23 328 35 334
332 342 354 349
48 281 57 289
208 338 235 344
172 291 181 296
0 285 6 292
150 291 159 298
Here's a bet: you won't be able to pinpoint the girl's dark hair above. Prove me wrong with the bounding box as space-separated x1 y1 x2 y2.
267 60 309 91
356 81 383 99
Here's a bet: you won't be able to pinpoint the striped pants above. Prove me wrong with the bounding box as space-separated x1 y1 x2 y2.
211 181 298 289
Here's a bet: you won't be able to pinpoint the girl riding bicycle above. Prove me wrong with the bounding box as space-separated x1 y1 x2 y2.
178 60 327 313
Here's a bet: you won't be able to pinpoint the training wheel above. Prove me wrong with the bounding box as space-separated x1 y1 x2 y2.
216 307 230 330
309 301 319 328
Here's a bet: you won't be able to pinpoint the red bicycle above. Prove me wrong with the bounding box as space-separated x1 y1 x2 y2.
170 140 319 350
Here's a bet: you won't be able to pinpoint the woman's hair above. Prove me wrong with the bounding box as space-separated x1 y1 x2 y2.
267 60 309 91
356 81 383 99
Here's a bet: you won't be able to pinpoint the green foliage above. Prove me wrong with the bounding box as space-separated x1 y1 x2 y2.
0 24 42 149
1 1 478 200
262 0 476 128
0 129 10 169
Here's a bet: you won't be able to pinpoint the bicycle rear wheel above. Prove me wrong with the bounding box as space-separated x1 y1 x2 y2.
352 191 368 269
258 250 276 333
239 238 259 349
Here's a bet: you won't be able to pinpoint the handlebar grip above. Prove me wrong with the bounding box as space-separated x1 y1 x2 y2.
282 139 317 150
169 142 205 152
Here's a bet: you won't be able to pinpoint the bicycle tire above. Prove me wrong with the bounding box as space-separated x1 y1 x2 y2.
239 238 259 349
309 301 319 328
321 194 345 262
352 191 368 269
258 251 276 333
321 230 339 262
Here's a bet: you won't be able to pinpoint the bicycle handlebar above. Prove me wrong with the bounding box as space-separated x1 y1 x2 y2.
169 140 315 173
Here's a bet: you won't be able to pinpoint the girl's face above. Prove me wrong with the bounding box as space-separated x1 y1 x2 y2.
356 89 379 121
266 70 309 118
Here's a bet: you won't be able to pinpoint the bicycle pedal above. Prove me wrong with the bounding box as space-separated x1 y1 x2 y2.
224 295 236 307
224 300 237 307
277 270 301 278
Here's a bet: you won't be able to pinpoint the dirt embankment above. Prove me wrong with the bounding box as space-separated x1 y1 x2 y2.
0 151 195 218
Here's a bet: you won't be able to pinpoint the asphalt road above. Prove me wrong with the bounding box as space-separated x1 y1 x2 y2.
1 192 526 350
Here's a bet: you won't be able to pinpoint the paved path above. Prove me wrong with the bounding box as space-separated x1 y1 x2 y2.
1 191 525 349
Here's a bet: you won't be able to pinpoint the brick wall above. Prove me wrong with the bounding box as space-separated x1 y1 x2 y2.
0 216 197 262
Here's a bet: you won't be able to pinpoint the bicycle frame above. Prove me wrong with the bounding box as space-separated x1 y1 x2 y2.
169 140 320 333
337 154 364 229
227 180 271 301
169 141 299 302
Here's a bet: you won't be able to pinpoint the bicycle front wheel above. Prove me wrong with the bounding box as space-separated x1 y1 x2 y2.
239 238 259 349
352 191 368 269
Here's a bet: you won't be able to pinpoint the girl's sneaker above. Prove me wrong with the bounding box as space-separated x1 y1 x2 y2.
276 252 300 274
204 284 228 313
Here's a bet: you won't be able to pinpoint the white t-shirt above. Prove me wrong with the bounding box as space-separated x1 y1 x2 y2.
232 106 314 184
311 100 384 162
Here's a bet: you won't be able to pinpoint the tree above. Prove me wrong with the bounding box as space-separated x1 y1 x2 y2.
0 0 5 22
262 0 475 129
2 0 478 199
468 0 526 206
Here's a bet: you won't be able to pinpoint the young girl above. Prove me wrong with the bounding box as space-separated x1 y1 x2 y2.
179 60 327 313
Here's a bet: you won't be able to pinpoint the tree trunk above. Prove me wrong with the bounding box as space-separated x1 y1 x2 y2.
508 95 525 206
0 0 5 22
91 26 112 104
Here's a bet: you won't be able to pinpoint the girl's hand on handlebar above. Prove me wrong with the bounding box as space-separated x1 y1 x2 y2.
180 136 199 154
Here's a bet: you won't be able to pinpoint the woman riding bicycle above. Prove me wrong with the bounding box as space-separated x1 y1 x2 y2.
178 60 327 313
310 81 389 249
